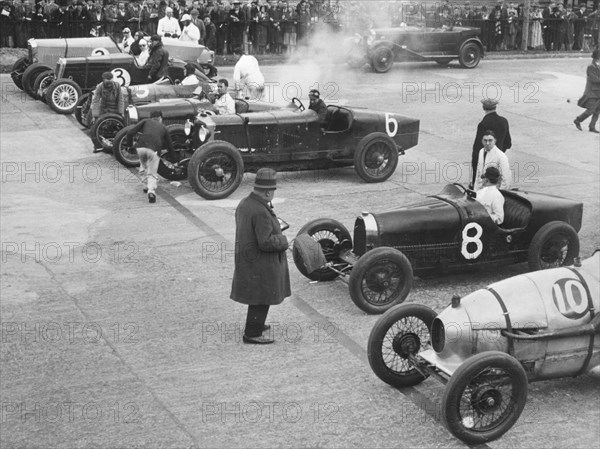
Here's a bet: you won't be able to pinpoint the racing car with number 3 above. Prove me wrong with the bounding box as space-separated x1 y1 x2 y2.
293 183 582 314
367 251 599 444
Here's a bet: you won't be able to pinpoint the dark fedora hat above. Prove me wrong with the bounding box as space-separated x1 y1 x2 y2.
253 168 277 189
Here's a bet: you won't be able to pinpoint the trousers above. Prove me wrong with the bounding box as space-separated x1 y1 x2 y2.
137 147 160 193
244 305 270 338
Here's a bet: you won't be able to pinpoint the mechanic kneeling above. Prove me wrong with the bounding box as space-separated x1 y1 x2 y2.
475 166 505 225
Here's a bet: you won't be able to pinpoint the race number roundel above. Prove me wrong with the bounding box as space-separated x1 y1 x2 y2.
111 68 131 87
90 47 109 57
461 222 483 260
552 278 588 320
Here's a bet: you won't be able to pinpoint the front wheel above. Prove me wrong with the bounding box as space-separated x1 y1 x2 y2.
527 221 579 271
349 247 413 314
187 140 243 200
458 42 482 69
370 46 394 73
74 93 94 128
112 125 140 167
22 63 53 97
353 132 399 183
45 79 82 114
90 113 124 151
11 57 29 90
442 351 528 445
293 218 352 282
368 304 437 388
33 70 54 101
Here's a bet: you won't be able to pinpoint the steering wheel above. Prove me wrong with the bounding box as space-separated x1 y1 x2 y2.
453 182 476 198
291 97 305 112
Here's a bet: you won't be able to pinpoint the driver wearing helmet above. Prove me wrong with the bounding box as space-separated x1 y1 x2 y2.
308 89 327 122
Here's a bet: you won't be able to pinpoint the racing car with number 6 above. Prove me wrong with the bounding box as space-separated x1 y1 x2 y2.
293 183 582 314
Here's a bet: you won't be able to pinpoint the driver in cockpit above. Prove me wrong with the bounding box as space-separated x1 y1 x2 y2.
475 166 505 225
308 89 327 123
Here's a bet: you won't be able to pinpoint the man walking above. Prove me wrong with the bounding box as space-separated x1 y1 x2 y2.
230 168 291 345
125 111 176 203
471 98 512 188
574 49 600 133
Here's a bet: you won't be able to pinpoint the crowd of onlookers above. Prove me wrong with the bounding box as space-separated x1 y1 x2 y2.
1 0 599 54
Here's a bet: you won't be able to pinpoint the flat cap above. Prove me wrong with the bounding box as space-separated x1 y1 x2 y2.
102 71 113 80
481 98 498 109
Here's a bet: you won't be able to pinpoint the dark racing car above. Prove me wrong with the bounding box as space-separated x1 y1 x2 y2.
293 184 582 314
346 25 484 73
111 99 420 199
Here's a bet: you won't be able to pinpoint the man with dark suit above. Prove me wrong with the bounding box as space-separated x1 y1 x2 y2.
230 168 291 345
471 98 512 188
574 49 600 133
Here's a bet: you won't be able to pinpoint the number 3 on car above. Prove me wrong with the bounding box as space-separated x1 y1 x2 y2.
461 222 483 260
111 68 131 86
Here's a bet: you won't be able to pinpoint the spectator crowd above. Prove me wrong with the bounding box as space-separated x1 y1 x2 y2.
1 0 599 53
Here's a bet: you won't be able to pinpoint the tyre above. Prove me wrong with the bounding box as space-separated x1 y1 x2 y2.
293 218 352 282
11 57 29 90
33 70 55 102
458 42 482 69
112 125 140 168
74 93 93 128
90 113 124 151
187 140 243 200
22 63 53 98
441 351 528 445
353 132 399 183
527 221 579 271
157 124 194 181
349 247 413 314
370 46 394 73
367 304 437 388
45 79 82 114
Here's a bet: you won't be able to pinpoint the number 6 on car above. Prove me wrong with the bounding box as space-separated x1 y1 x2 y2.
293 183 582 314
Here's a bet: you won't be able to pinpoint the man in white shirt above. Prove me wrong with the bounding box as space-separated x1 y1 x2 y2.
214 78 236 115
474 130 511 191
157 7 181 38
232 47 265 100
475 166 505 225
179 14 200 42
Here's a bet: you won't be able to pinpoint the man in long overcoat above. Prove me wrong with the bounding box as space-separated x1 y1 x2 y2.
574 49 600 133
230 168 291 345
471 98 512 188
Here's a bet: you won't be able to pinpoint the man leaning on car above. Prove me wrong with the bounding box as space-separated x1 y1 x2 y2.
146 35 170 82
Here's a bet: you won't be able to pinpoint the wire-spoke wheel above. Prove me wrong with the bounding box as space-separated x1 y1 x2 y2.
157 124 194 181
527 221 579 271
368 303 436 387
349 247 413 314
354 132 399 183
293 218 352 282
112 125 140 167
442 351 528 445
45 79 82 114
187 140 243 200
90 113 124 151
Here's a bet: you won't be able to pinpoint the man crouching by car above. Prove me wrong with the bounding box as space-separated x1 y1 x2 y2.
91 72 125 124
125 111 176 203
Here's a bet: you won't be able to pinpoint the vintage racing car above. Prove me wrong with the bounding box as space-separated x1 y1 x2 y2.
110 100 420 199
346 25 484 73
39 52 197 114
367 251 599 444
12 36 216 98
293 183 582 314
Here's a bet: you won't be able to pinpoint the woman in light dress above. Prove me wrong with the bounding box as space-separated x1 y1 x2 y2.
529 5 544 49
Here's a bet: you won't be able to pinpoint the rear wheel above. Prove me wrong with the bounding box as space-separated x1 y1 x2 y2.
368 304 436 387
528 221 579 271
442 351 528 445
90 113 125 151
353 132 399 183
187 141 243 200
22 63 53 98
45 79 82 114
458 42 482 68
293 218 352 282
349 247 413 314
157 124 194 181
112 125 140 167
370 46 394 73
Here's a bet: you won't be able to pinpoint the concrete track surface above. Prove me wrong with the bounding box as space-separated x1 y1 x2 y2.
1 56 599 449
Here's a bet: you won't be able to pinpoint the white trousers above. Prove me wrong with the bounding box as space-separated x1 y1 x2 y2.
137 147 160 194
